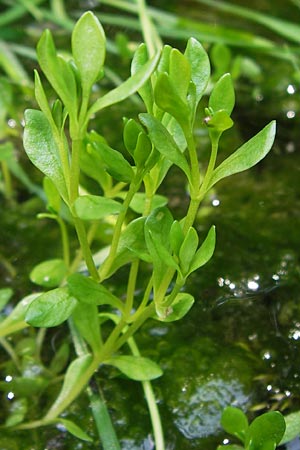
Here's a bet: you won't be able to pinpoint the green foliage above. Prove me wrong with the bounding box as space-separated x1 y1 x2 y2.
219 407 286 450
1 7 277 450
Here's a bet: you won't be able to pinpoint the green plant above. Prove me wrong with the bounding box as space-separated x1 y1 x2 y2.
0 8 276 449
218 406 300 450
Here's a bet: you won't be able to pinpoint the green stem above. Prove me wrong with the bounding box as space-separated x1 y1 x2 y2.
69 139 81 204
69 317 120 448
73 216 99 281
56 216 70 268
125 259 140 318
99 180 141 281
129 275 153 323
200 136 219 195
127 337 164 450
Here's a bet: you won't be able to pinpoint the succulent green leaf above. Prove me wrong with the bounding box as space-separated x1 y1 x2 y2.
170 220 184 256
209 73 235 115
169 49 191 100
179 227 199 275
154 72 190 127
134 132 152 167
123 118 143 155
72 11 106 94
67 273 124 311
280 411 300 445
89 136 134 183
188 225 216 275
245 411 286 450
89 50 160 116
221 406 249 442
139 113 191 181
23 109 68 202
74 195 122 220
0 288 13 312
185 37 210 105
0 293 40 338
131 43 154 111
72 302 102 354
55 418 93 442
29 259 67 288
207 121 276 190
37 30 77 115
25 287 77 327
155 293 194 322
105 355 163 381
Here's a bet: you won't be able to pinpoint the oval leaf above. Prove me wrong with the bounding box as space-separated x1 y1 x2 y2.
67 273 123 310
72 11 106 93
221 406 248 441
207 121 276 191
184 37 210 106
209 73 235 115
74 195 122 220
29 259 67 288
245 411 286 449
25 287 78 327
23 109 68 201
105 355 163 381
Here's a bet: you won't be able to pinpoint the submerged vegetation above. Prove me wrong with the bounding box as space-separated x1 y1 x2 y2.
1 1 300 449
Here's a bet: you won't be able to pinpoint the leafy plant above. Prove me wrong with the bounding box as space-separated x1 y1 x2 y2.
218 406 300 450
0 7 276 449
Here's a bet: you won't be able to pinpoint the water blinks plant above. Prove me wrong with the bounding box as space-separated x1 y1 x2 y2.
0 10 276 448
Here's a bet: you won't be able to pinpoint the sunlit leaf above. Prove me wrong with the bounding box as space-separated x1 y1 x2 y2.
207 121 276 190
188 225 216 275
25 287 77 327
221 407 248 442
29 259 67 288
245 411 285 450
23 109 68 202
67 273 123 311
209 73 235 115
88 51 160 116
72 11 105 94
